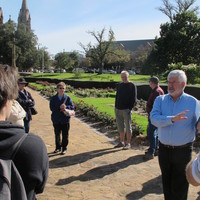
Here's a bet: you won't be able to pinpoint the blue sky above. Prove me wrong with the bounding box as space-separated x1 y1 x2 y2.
1 0 200 55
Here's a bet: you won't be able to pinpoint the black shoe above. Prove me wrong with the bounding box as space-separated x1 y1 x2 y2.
54 149 61 153
143 152 154 160
61 150 66 155
154 150 159 156
145 148 150 154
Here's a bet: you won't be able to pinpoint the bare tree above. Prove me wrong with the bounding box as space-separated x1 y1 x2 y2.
79 27 115 74
158 0 199 22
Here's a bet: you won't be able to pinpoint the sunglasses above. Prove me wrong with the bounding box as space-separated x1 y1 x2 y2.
59 87 65 90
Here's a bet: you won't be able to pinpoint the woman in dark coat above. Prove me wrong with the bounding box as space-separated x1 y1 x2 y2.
17 77 35 133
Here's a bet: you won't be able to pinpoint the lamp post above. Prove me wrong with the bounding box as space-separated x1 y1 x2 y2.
12 28 16 68
38 43 45 72
42 49 44 72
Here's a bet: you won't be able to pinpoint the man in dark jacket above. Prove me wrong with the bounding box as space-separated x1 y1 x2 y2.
115 70 137 150
0 65 48 200
50 82 74 155
144 76 164 159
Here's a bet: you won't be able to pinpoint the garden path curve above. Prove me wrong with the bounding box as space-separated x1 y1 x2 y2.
27 88 200 200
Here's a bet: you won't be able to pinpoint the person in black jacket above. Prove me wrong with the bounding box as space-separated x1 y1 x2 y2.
115 70 137 150
50 82 74 155
0 65 48 200
17 77 35 133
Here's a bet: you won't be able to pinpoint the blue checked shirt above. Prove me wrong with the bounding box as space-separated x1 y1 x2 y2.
150 92 200 146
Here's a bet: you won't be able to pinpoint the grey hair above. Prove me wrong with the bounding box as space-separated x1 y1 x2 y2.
167 70 187 83
121 70 129 77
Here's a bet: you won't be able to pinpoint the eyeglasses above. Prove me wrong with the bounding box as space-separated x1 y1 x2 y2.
59 88 65 90
167 81 180 85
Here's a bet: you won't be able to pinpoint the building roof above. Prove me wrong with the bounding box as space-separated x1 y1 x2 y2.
22 0 28 10
0 7 3 18
115 39 154 51
0 7 3 25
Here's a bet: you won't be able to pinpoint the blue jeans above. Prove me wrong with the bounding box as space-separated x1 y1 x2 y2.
24 119 30 133
147 117 158 154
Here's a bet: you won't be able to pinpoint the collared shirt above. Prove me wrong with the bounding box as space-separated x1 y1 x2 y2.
150 92 200 146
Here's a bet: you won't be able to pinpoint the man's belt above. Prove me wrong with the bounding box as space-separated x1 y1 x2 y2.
160 142 193 149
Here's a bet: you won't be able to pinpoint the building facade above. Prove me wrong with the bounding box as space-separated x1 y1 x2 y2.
0 0 31 31
18 0 31 31
0 7 3 26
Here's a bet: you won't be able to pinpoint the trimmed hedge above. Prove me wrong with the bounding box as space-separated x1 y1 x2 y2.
25 77 200 100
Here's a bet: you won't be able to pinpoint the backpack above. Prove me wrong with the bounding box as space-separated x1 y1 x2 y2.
0 134 28 200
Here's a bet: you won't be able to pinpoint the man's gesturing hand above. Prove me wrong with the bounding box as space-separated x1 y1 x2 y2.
171 110 189 123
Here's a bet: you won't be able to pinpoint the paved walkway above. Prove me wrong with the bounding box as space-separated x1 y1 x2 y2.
27 88 200 200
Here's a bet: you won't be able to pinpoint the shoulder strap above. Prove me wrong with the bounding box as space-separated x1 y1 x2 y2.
0 134 28 160
11 134 27 160
63 95 68 104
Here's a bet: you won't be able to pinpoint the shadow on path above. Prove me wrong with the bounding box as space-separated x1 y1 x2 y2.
126 175 163 200
49 148 121 168
56 154 147 185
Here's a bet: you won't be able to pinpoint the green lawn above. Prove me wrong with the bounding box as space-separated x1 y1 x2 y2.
29 81 148 134
68 92 148 134
29 72 151 83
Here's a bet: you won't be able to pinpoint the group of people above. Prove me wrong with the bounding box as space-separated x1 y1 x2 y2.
115 70 200 199
0 65 75 199
7 77 36 134
0 65 48 200
1 64 200 199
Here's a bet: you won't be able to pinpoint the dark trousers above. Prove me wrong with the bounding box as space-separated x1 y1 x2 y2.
24 119 30 133
158 142 192 200
53 123 70 151
147 117 158 154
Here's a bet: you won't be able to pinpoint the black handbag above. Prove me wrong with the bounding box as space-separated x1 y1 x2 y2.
30 107 38 115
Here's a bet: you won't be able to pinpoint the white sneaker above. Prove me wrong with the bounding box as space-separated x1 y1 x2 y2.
123 144 131 150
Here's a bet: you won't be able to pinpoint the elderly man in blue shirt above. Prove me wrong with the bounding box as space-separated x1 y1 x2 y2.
150 70 200 200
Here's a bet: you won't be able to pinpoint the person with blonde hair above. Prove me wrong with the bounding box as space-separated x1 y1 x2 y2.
50 82 75 155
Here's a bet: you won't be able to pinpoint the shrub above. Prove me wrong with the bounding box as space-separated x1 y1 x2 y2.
75 100 143 135
74 70 82 79
40 86 56 98
167 63 200 84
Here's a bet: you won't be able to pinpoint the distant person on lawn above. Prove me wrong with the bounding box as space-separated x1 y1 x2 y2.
114 70 137 150
144 76 164 160
50 82 75 155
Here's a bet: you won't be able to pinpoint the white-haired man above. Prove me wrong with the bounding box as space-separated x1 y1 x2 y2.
151 70 200 200
114 70 137 150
